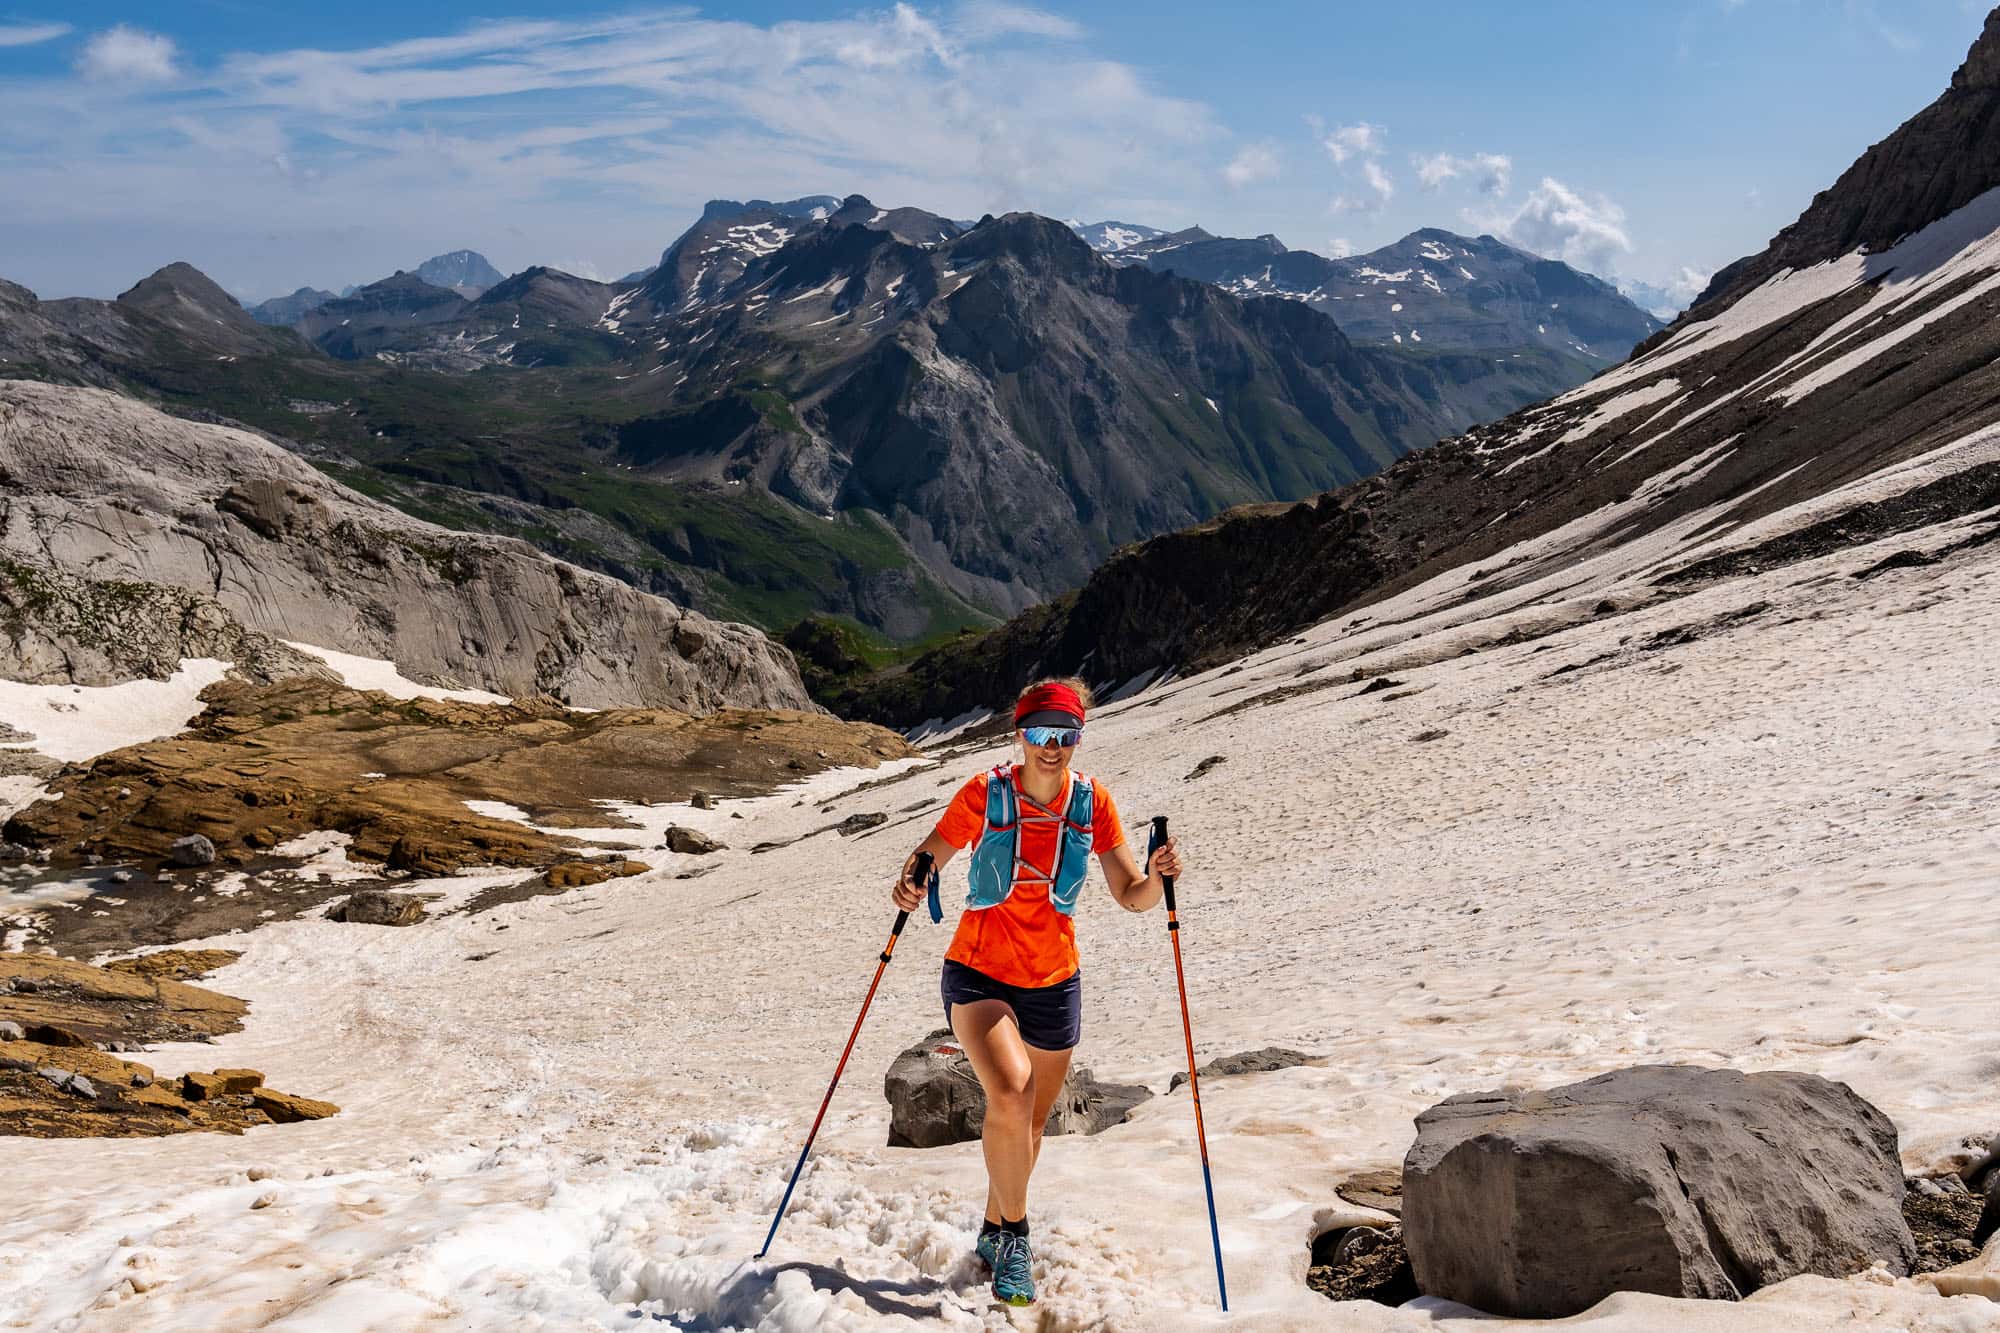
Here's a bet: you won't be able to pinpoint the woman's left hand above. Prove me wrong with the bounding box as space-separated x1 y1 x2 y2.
1148 836 1183 881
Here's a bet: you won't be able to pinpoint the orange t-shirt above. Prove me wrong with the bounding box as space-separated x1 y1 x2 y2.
934 766 1126 989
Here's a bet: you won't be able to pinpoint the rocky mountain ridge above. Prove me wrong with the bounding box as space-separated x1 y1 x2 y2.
0 380 812 711
1100 225 1663 392
835 13 2000 726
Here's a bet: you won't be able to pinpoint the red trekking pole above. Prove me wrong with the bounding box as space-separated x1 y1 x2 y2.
756 850 934 1260
1152 816 1227 1310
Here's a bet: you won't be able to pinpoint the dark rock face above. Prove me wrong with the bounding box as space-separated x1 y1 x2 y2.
662 826 723 855
328 890 427 926
883 1028 1151 1148
1697 10 2000 314
1401 1065 1915 1318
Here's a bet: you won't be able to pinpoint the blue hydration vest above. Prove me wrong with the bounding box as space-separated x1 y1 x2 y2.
964 765 1095 917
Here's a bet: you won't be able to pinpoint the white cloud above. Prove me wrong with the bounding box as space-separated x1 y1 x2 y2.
951 2 1084 41
1222 143 1278 189
1473 176 1633 276
1414 150 1512 195
77 24 179 83
1362 158 1394 203
1322 121 1383 164
0 21 70 47
4 7 1227 297
1326 236 1356 259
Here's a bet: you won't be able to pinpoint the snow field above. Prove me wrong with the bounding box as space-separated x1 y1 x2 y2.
0 659 231 763
2 521 2000 1325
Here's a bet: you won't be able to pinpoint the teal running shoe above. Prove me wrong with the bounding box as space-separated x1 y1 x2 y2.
991 1231 1035 1307
975 1228 1000 1273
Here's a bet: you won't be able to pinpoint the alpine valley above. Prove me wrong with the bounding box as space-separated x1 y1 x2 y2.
0 196 1660 653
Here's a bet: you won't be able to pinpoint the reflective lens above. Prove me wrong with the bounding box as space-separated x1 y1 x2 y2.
1022 725 1082 748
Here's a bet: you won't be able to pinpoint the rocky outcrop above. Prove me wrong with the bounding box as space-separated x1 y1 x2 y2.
0 953 337 1137
1 676 913 953
0 552 330 686
0 379 811 711
1401 1065 1916 1318
883 1028 1151 1148
1697 10 2000 314
327 891 427 926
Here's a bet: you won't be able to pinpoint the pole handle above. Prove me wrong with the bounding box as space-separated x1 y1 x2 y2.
1150 815 1177 913
891 850 935 938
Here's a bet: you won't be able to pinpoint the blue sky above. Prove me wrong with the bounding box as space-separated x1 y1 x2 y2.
0 2 1990 305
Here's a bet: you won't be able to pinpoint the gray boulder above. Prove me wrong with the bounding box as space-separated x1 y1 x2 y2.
884 1028 1151 1149
328 890 427 926
1169 1045 1315 1091
166 834 217 867
1402 1065 1915 1318
0 1021 23 1042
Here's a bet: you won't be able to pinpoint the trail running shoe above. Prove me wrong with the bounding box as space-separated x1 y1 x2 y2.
976 1228 1000 1272
991 1231 1035 1307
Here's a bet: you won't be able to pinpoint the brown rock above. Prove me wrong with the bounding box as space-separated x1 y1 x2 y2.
663 826 723 855
127 1083 191 1114
328 890 426 926
546 859 650 889
25 1023 93 1048
251 1088 339 1123
181 1071 227 1101
212 1068 263 1094
105 950 242 983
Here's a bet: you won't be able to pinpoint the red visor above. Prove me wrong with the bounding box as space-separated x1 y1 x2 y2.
1014 682 1086 728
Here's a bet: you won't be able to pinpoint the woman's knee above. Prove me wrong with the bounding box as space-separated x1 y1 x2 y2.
984 1064 1034 1120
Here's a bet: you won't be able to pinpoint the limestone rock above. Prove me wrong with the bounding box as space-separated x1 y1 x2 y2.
663 826 723 855
0 379 811 711
328 891 426 926
1401 1065 1916 1318
883 1028 1151 1149
167 834 217 868
181 1071 227 1101
251 1088 339 1123
212 1068 263 1094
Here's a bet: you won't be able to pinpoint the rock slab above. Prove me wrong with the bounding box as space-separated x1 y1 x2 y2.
883 1028 1151 1149
1401 1064 1915 1318
328 891 426 927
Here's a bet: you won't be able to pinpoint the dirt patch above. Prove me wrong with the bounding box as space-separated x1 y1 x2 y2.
1905 1179 1988 1273
1307 1223 1419 1306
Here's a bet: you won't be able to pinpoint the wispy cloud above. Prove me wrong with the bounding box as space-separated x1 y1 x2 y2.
1413 150 1512 195
1223 143 1278 188
0 21 70 48
76 24 179 82
1 6 1223 296
1321 121 1383 164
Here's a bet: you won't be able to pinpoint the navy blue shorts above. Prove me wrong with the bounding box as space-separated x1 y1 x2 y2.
941 959 1082 1052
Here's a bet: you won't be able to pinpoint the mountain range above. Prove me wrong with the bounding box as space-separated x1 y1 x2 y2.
834 9 2000 726
1086 224 1664 385
0 192 1657 651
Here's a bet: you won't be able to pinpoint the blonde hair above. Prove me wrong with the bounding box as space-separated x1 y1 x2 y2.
1017 676 1094 712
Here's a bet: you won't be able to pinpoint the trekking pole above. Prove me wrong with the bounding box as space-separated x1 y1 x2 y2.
1152 816 1228 1311
756 850 934 1260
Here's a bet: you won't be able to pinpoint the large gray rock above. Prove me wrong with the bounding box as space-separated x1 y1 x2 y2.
884 1028 1151 1149
1402 1065 1915 1318
0 380 811 712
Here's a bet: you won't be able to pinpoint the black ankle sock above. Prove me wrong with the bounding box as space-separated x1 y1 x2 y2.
979 1217 1002 1237
1000 1216 1028 1238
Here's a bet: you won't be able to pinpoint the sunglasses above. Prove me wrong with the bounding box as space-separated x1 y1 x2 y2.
1021 725 1083 748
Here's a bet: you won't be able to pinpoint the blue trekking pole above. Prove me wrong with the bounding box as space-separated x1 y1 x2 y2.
757 850 936 1260
1151 816 1227 1310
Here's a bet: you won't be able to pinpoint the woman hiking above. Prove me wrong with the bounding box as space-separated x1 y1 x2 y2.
892 678 1183 1307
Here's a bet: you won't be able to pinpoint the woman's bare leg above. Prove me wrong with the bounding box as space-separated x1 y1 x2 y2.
950 999 1035 1221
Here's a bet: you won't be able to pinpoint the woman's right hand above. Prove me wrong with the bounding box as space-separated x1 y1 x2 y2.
892 851 926 912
